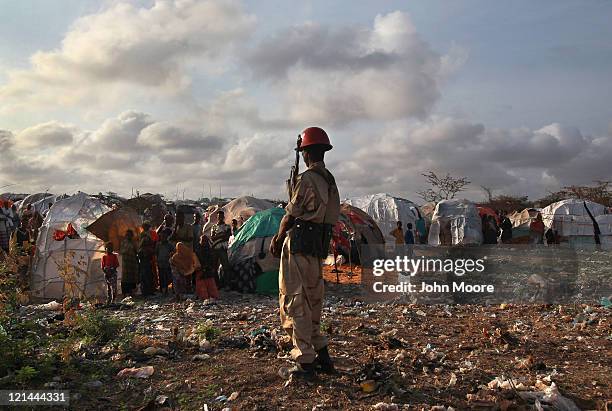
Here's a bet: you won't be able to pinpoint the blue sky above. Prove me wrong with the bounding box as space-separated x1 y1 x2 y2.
1 0 611 200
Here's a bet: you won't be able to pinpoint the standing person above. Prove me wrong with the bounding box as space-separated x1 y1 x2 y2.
0 210 11 253
138 223 156 296
170 212 194 248
156 229 174 297
11 220 30 250
270 127 340 380
101 242 120 305
389 221 404 245
231 219 239 236
415 213 427 244
192 213 203 249
120 230 139 296
10 205 20 233
529 213 545 244
157 213 175 238
483 215 499 244
404 222 415 245
195 235 220 303
500 212 513 244
210 210 231 286
170 242 199 301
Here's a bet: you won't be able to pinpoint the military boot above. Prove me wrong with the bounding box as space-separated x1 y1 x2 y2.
314 346 336 374
280 362 317 382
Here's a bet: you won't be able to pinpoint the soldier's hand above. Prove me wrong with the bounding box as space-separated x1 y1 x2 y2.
270 234 282 258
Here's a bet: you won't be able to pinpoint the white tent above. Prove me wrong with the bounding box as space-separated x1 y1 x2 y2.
540 199 606 237
345 193 420 243
596 214 612 249
428 199 482 246
203 196 275 235
30 193 113 301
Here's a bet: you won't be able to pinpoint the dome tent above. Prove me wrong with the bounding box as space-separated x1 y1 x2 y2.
428 199 482 246
345 193 420 243
228 207 284 295
203 196 275 236
333 203 385 264
540 199 607 247
30 193 113 301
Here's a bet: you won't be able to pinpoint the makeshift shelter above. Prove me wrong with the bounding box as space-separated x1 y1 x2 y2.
508 208 540 240
540 199 607 247
333 203 385 264
345 193 420 243
85 207 142 251
428 200 482 246
477 206 500 224
30 193 112 301
18 193 67 216
204 196 275 235
596 214 612 249
126 194 167 226
228 207 284 295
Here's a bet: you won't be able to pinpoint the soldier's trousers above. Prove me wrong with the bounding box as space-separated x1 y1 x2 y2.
279 236 327 364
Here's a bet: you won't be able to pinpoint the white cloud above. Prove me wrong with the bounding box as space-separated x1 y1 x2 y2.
0 0 256 112
246 11 449 126
15 121 76 149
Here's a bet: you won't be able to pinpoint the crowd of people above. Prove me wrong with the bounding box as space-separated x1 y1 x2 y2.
103 209 242 305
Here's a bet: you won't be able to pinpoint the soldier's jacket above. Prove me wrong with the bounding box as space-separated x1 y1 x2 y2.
285 161 340 227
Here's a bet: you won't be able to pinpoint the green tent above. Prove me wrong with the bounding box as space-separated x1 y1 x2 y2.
229 207 284 295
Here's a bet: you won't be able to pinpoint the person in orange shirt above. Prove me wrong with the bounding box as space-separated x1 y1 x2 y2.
389 221 405 245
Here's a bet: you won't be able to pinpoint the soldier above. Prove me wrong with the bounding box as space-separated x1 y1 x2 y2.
270 127 340 381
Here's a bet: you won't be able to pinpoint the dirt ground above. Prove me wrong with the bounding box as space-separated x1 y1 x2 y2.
19 264 604 411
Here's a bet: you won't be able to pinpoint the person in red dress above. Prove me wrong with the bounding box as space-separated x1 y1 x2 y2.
101 242 120 304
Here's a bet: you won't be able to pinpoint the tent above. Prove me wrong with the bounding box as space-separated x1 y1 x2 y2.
477 206 500 224
508 208 540 239
126 194 167 226
428 200 482 246
540 199 608 246
228 207 284 295
30 193 113 301
204 196 275 235
333 203 385 263
18 193 67 216
85 207 142 251
345 193 420 243
596 214 612 249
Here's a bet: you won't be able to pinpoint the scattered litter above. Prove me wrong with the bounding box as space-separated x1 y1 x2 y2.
84 380 103 388
117 366 154 379
228 391 239 401
360 380 377 393
143 346 168 356
192 354 211 361
35 301 62 311
372 402 399 411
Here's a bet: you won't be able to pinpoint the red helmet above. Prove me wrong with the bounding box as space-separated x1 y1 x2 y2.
299 127 332 151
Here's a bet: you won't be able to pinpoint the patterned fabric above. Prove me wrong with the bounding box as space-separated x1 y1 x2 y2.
223 258 260 293
120 239 139 284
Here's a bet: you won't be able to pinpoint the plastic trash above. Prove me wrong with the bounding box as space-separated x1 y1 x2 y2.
143 347 168 356
117 366 154 379
35 301 62 311
372 403 399 411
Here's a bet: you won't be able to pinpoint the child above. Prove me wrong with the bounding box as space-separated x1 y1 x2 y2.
156 228 174 297
101 242 120 304
196 235 220 304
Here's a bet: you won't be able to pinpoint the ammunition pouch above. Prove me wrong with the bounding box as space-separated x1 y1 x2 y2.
290 219 333 258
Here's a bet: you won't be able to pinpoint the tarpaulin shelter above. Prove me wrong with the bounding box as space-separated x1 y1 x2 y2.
204 196 275 235
30 193 113 301
126 194 167 226
508 208 540 239
540 199 608 247
18 193 67 216
477 206 500 224
85 207 142 251
228 207 284 295
345 193 420 243
596 214 612 249
428 200 482 246
333 203 385 264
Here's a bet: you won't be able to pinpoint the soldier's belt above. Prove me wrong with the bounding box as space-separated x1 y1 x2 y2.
289 219 333 258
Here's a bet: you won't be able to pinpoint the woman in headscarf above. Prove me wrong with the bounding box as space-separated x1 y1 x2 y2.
170 242 200 301
120 229 139 296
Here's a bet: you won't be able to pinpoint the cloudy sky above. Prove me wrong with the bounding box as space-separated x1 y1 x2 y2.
1 0 611 202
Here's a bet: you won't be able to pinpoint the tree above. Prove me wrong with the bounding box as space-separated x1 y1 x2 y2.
536 180 612 208
417 171 471 203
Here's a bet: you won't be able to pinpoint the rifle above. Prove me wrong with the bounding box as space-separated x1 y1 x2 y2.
286 134 302 199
